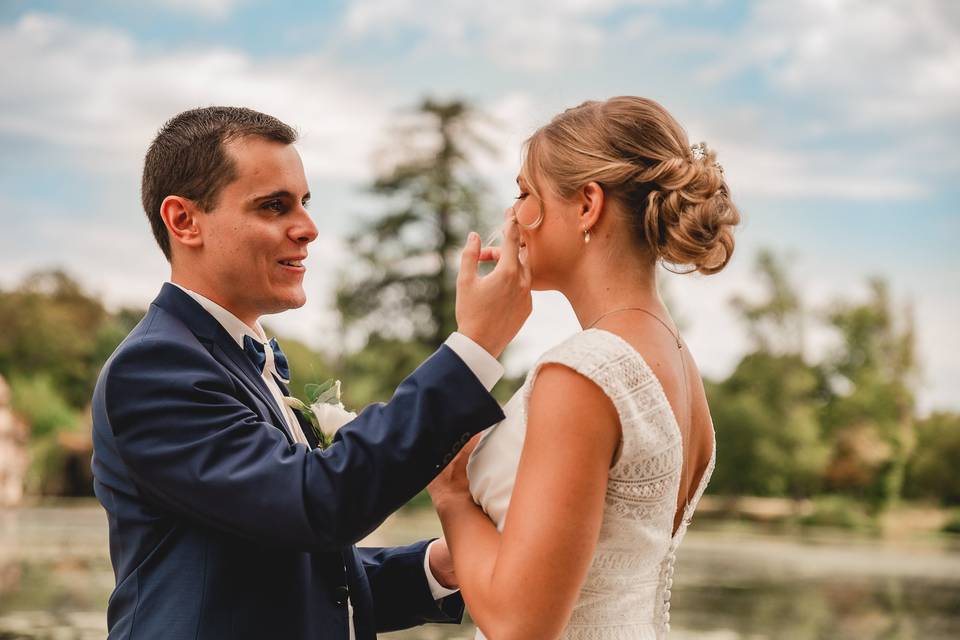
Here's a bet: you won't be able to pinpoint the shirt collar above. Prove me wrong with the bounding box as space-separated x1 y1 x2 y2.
169 282 267 348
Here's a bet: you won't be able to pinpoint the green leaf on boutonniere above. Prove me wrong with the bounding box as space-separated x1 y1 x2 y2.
306 379 340 404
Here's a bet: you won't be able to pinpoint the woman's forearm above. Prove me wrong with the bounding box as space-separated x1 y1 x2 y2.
437 497 527 638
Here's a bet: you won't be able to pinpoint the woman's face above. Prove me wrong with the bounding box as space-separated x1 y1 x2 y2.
513 173 585 291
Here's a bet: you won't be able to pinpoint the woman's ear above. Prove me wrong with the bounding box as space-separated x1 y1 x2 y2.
580 181 605 232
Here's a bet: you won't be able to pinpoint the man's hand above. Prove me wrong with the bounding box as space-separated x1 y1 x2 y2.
455 210 532 358
427 536 458 590
428 433 481 511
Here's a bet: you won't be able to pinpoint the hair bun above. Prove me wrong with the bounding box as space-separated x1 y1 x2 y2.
520 97 741 275
641 143 739 275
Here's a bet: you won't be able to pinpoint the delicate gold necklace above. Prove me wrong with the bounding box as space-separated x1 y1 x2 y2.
586 307 682 349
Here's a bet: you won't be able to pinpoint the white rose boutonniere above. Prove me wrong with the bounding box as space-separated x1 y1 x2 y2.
284 379 357 449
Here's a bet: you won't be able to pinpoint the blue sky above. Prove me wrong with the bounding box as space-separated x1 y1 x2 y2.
0 0 957 410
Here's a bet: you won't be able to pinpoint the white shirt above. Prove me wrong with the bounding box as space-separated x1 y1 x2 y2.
171 283 504 632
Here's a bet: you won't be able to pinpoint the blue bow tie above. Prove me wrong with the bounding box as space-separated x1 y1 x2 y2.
243 335 290 383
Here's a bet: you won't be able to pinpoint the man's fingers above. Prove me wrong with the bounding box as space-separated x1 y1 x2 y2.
495 215 521 274
458 232 481 283
455 433 483 465
519 249 533 288
478 246 501 262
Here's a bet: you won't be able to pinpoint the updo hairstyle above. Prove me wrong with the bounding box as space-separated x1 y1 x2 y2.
520 96 740 275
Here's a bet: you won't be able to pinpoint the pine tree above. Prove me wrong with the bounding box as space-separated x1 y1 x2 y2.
334 98 497 405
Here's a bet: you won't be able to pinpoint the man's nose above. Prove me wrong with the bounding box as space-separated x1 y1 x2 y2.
292 206 318 244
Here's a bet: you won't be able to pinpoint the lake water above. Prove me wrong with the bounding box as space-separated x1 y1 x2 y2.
1 502 959 639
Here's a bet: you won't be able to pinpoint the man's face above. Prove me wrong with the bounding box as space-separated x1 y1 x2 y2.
196 136 317 322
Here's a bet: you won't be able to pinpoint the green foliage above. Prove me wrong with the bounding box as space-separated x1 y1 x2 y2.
336 98 495 352
730 250 805 355
708 251 939 513
0 270 142 409
339 336 435 408
9 375 79 438
905 412 960 505
710 253 830 498
708 353 830 497
333 97 504 408
491 374 525 406
799 495 877 532
820 279 917 510
942 509 960 534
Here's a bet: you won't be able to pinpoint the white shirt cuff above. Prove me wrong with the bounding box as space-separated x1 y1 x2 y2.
424 539 459 600
444 332 504 392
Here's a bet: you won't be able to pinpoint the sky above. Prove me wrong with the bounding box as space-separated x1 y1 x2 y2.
0 0 957 411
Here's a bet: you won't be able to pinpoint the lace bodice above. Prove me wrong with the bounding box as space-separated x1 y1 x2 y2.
467 329 715 639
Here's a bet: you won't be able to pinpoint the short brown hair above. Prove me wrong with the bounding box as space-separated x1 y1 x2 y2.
522 97 740 275
141 106 298 260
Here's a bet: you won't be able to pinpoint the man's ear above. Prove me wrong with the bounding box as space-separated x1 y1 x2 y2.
579 181 605 232
160 195 204 252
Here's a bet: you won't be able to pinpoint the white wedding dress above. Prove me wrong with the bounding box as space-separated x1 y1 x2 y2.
467 329 715 639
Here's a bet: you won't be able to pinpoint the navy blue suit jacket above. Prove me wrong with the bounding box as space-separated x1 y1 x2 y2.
91 283 504 639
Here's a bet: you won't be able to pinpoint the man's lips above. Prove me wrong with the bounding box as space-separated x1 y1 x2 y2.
278 257 306 269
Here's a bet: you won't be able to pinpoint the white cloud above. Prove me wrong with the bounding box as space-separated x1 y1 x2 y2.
342 0 663 72
0 13 394 181
703 0 960 130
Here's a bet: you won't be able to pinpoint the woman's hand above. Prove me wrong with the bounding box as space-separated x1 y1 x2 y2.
428 433 482 511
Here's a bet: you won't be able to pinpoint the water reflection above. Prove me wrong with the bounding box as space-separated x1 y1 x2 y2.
1 503 959 639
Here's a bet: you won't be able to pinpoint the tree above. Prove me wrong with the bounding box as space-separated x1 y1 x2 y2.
708 352 829 497
731 250 805 357
820 279 918 510
905 412 960 505
0 270 143 408
709 252 829 498
334 98 498 405
337 98 495 352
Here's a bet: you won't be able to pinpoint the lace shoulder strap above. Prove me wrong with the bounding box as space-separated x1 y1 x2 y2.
522 329 682 466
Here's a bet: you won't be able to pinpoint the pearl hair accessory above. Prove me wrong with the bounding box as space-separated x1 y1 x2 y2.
690 142 724 175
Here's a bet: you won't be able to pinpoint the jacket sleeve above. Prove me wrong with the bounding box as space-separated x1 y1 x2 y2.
103 337 504 551
358 541 465 632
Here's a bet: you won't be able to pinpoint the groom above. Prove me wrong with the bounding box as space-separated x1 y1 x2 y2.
91 106 531 639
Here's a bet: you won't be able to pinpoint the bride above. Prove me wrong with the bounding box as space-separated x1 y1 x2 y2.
427 96 741 639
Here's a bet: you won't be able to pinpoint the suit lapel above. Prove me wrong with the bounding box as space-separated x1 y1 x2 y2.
277 377 320 449
152 283 295 443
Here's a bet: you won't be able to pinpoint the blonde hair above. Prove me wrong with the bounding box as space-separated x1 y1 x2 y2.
521 96 740 275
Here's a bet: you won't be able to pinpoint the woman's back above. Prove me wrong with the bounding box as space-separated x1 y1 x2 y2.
468 327 715 639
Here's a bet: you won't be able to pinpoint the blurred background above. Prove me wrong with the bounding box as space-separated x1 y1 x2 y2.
1 1 958 638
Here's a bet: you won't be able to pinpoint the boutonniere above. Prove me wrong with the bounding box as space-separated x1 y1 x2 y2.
284 379 356 449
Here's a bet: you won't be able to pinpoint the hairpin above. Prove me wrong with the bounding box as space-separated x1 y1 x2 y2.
690 142 724 175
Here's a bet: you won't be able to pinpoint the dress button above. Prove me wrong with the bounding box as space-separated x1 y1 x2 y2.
664 602 671 612
664 589 672 599
442 453 452 465
332 585 349 607
666 577 673 589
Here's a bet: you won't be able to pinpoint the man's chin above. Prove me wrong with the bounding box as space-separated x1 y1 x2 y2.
280 290 307 310
260 291 307 316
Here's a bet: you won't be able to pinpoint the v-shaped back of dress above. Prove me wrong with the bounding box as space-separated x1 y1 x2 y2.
467 329 715 639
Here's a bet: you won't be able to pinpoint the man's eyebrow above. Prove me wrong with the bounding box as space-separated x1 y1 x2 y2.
250 190 310 202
